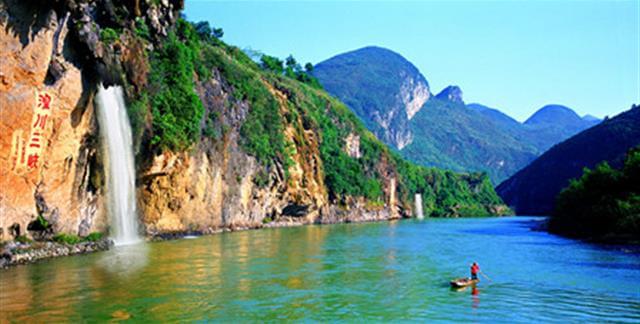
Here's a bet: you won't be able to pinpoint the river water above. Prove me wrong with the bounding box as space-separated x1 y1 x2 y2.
1 217 639 322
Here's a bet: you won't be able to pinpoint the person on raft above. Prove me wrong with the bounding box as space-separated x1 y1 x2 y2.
470 262 480 280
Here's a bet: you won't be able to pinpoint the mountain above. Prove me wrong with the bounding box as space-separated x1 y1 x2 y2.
314 47 601 183
435 85 464 103
582 114 601 122
523 104 601 152
524 104 584 126
467 103 522 130
497 105 640 215
0 2 509 243
403 96 539 183
312 46 430 149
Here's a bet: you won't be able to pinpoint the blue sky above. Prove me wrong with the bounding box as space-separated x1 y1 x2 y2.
185 0 639 121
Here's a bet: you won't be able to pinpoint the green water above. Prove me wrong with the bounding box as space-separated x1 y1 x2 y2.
1 217 639 322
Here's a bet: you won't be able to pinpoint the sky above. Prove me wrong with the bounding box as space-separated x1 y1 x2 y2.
184 0 639 121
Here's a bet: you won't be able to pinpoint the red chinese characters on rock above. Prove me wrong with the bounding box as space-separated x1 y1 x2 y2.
33 114 48 129
29 131 42 149
23 90 53 170
27 153 39 169
38 93 51 110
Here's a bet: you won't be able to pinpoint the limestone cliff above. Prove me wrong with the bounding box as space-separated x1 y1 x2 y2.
136 66 404 235
0 1 106 241
313 46 431 149
0 0 508 242
0 0 181 240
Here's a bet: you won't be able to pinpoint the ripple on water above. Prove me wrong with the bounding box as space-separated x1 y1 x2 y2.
1 217 639 322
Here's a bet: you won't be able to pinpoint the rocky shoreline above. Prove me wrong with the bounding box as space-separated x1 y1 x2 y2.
1 212 404 269
1 239 114 269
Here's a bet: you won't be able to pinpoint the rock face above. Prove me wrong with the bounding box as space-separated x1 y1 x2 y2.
0 2 507 243
435 85 464 104
344 133 361 159
0 0 182 241
0 4 401 240
1 239 113 268
314 46 603 184
137 74 402 235
0 3 106 241
313 46 431 149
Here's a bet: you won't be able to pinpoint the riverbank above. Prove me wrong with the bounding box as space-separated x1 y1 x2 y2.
0 239 113 269
547 229 640 245
1 210 403 269
523 217 639 245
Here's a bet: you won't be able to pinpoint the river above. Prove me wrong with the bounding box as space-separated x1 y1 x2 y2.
1 217 639 322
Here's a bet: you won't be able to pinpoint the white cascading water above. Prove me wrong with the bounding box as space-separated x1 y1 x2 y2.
96 84 140 245
415 194 424 219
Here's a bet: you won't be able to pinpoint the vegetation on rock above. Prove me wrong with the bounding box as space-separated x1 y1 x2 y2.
312 46 429 149
53 233 82 245
148 20 205 151
313 48 599 183
52 232 105 245
108 17 508 217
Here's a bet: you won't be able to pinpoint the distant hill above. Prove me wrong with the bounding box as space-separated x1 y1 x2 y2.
467 103 522 130
523 104 601 152
497 105 640 215
435 85 464 103
314 47 601 183
582 114 601 122
403 97 539 183
312 46 430 149
525 104 584 126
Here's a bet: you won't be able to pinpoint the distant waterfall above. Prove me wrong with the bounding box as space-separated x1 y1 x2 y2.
415 194 424 219
96 84 140 245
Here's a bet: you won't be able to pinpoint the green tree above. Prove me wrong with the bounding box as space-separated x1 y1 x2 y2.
212 27 224 39
193 21 212 40
285 55 300 70
551 147 640 241
192 21 223 42
304 62 314 72
260 55 284 74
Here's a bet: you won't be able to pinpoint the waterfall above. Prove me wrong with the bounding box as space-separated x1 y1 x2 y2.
96 84 140 245
415 194 424 219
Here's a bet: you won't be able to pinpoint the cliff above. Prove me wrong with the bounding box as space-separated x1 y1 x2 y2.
313 49 601 184
312 46 430 149
0 0 508 243
0 0 181 241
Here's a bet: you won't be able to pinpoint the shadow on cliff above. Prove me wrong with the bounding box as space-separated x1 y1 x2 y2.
1 0 53 48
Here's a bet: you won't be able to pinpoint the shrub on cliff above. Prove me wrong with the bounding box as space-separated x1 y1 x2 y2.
100 27 120 44
129 16 506 215
148 22 204 151
53 233 82 245
199 41 290 169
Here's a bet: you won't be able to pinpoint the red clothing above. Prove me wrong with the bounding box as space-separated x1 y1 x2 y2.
471 264 479 275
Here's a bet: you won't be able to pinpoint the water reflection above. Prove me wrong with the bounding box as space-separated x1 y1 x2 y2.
96 242 149 277
472 286 480 309
1 218 640 322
